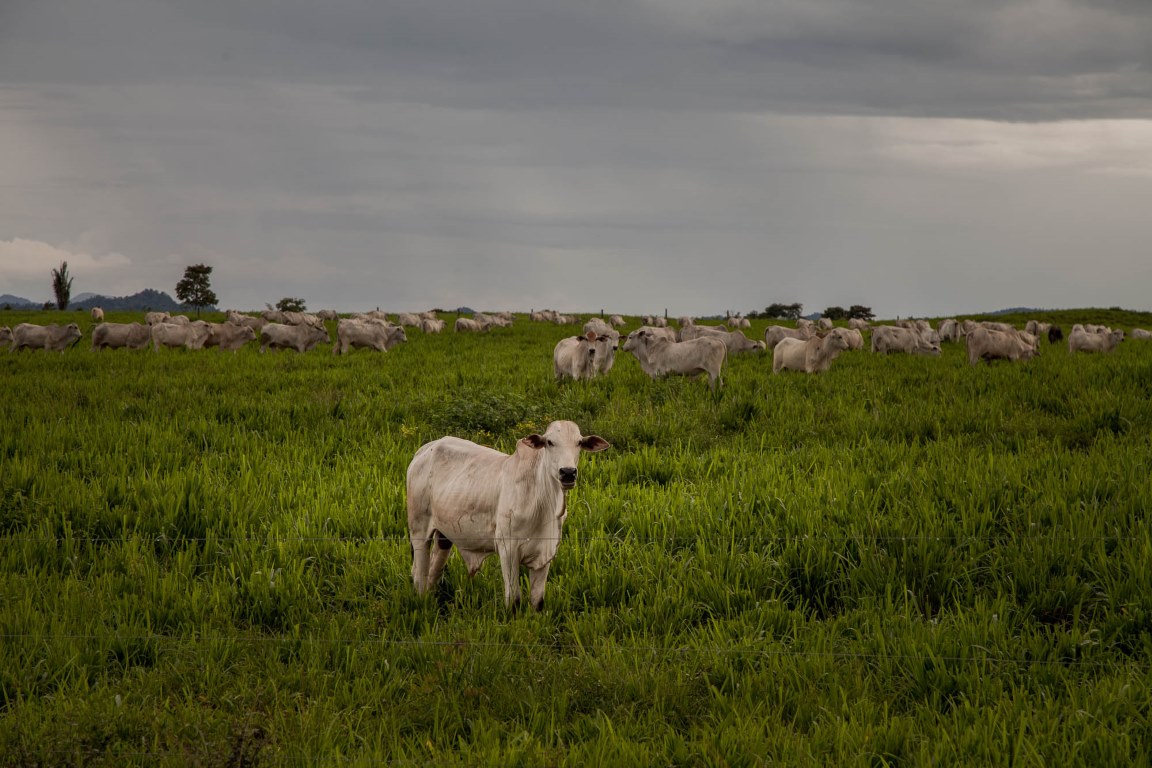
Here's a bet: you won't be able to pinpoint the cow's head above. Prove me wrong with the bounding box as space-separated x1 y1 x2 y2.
522 420 610 490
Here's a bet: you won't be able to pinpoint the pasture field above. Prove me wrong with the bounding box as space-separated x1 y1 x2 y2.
2 309 1152 765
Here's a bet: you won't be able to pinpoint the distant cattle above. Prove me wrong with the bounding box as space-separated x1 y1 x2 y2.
151 321 211 351
966 327 1038 365
260 322 330 353
0 327 12 348
623 329 726 392
333 319 407 354
764 325 813 351
1068 326 1124 354
204 322 257 352
90 307 104 323
455 317 491 333
144 312 171 326
9 323 83 352
406 420 609 610
870 326 941 356
1131 328 1152 340
420 318 446 334
772 332 850 374
91 322 151 351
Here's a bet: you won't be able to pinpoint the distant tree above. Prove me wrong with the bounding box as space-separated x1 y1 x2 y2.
175 264 218 318
51 261 73 310
848 305 875 321
762 302 803 320
822 306 847 321
276 297 307 313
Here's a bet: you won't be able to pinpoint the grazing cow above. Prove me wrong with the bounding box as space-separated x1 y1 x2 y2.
871 325 941 356
91 322 151 351
772 332 850 373
848 318 871 332
317 309 339 321
204 322 257 352
553 331 600 381
455 317 491 333
609 315 626 327
406 420 609 610
966 327 1038 365
1131 328 1152 340
151 321 212 351
684 326 764 354
227 312 266 333
10 323 83 352
764 325 814 351
0 327 12 348
90 307 104 323
260 322 330 353
333 319 407 354
831 327 864 351
1068 327 1124 354
817 317 834 330
420 318 446 334
396 312 422 327
623 329 726 392
938 319 960 342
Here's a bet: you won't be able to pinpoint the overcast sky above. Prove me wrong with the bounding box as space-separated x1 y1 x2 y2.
2 0 1150 318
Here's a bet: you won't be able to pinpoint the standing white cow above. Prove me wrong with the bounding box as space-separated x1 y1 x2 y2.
406 421 610 611
772 332 850 373
623 329 726 392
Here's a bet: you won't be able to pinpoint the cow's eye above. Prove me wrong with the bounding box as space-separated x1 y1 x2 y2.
546 439 554 447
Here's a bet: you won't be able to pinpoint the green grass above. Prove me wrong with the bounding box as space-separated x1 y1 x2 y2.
1 309 1151 765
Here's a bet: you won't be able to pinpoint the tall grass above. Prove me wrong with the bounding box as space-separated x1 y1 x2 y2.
1 309 1151 764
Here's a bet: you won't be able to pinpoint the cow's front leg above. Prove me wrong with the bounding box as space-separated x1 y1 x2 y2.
497 541 522 610
528 563 552 612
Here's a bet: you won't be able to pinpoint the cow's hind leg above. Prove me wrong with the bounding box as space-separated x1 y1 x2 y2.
410 533 433 595
425 531 453 591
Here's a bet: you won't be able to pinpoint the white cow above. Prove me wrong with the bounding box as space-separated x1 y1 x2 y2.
333 319 406 354
1068 327 1124 354
9 323 83 352
260 322 330 353
554 332 597 380
420 318 446 334
623 329 726 392
91 322 151 351
406 420 609 610
966 327 1038 365
90 307 104 323
1131 328 1152 340
871 326 941 356
772 332 850 373
151 321 212 351
764 325 814 351
455 317 491 333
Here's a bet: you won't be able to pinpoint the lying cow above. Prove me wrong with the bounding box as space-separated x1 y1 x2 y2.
9 323 83 352
406 420 610 610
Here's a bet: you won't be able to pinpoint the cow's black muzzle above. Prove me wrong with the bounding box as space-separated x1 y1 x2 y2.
559 467 578 489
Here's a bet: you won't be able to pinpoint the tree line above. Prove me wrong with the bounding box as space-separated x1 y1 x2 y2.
750 303 875 321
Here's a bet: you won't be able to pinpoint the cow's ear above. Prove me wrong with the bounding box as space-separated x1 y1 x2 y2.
522 434 547 449
579 435 610 453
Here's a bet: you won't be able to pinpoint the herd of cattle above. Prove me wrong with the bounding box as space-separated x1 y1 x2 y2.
2 308 1146 392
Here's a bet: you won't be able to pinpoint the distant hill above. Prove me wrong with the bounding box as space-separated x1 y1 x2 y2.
70 289 214 312
0 294 40 309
